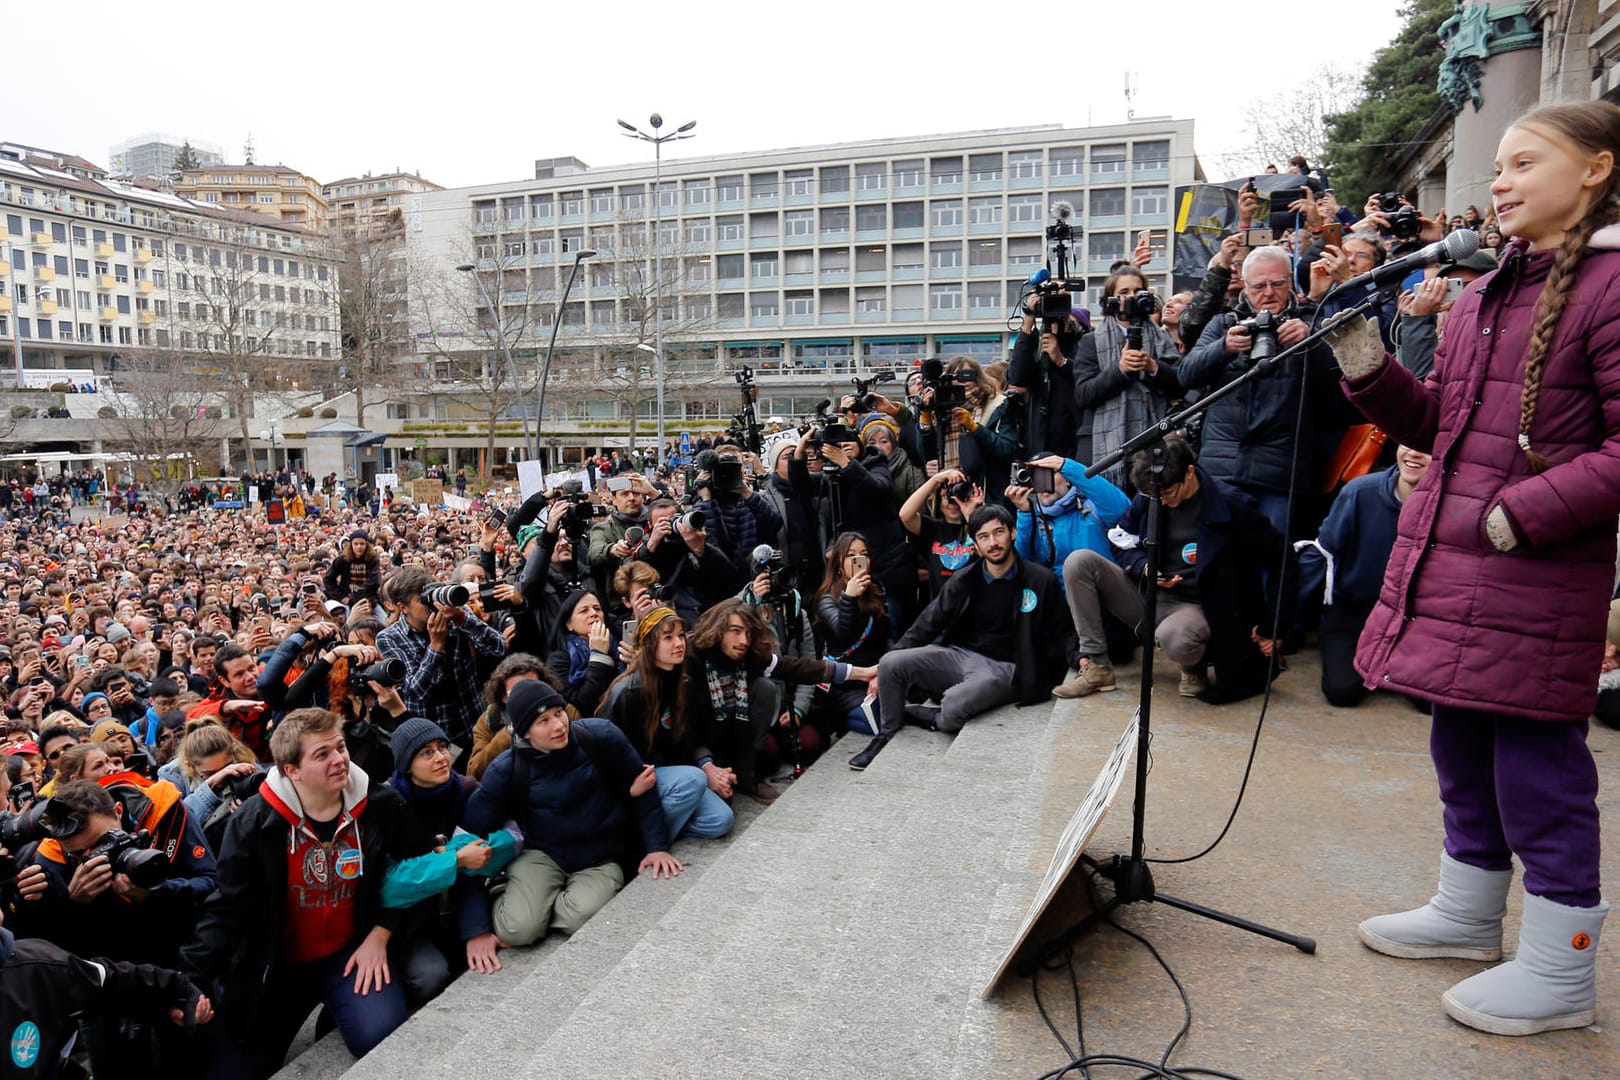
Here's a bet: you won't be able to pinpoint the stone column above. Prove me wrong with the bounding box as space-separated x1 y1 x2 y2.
1442 1 1545 218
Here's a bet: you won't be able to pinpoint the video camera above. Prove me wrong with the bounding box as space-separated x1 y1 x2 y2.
749 544 795 601
919 358 977 412
695 449 746 495
851 370 896 412
551 491 608 544
1104 291 1163 365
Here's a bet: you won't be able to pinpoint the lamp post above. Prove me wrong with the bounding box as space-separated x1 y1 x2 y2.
456 262 535 462
257 421 282 473
537 247 596 454
616 113 695 458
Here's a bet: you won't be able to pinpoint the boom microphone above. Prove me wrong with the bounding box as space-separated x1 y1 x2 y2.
1337 229 1479 294
1026 267 1051 287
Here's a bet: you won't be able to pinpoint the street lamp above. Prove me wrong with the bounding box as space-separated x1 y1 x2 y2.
537 247 596 455
257 421 283 473
617 113 696 456
456 261 535 462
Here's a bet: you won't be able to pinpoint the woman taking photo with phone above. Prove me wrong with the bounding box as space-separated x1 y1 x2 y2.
1333 100 1620 1036
811 533 891 739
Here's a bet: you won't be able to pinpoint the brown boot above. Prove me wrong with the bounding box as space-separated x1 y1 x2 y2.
1052 661 1116 699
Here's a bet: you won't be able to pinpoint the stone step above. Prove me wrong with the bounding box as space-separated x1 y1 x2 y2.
512 702 1066 1079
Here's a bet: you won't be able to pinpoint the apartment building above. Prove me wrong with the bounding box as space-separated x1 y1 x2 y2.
0 148 341 387
324 171 442 238
408 119 1198 455
174 164 328 231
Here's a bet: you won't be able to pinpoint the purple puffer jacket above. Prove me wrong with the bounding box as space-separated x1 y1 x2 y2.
1344 227 1620 722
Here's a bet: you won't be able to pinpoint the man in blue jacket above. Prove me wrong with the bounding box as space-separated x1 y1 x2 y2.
462 680 681 947
1009 454 1131 586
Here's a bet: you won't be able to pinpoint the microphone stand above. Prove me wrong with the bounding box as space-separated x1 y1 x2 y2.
1026 284 1395 969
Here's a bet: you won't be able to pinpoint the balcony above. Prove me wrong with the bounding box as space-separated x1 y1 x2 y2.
37 300 58 316
98 306 118 322
134 249 153 265
95 242 114 258
139 310 157 326
33 267 55 282
0 297 9 313
98 275 116 290
0 263 7 277
137 280 155 295
31 231 53 247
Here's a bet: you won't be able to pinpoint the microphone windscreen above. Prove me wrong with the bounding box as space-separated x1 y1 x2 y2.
1444 229 1481 261
624 527 644 544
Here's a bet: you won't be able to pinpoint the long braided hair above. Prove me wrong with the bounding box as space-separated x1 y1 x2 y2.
1511 102 1620 474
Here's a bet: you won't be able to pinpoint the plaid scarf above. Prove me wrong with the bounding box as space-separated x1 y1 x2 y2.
704 660 750 728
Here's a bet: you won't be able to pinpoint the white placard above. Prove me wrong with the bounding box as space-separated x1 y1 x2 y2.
516 460 547 501
442 493 473 512
981 711 1139 998
374 473 399 495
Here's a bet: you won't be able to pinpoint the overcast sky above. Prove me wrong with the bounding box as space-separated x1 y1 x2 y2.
17 0 1406 190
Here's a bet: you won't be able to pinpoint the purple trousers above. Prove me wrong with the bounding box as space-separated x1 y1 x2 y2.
1431 705 1602 907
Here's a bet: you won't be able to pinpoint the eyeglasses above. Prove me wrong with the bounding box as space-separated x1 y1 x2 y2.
415 743 453 761
1248 279 1293 293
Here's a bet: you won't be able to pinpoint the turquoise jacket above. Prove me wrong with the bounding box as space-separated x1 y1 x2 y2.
1014 458 1130 586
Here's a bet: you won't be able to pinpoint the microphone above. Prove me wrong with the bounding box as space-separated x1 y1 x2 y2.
1026 267 1051 287
624 526 645 547
1336 229 1479 294
810 398 831 416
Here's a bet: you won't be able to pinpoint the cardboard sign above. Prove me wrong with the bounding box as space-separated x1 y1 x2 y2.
411 479 444 506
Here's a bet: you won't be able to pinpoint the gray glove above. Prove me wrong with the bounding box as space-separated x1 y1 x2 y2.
1324 313 1386 381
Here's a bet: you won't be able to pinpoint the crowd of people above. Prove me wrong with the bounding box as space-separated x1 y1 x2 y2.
0 100 1617 1074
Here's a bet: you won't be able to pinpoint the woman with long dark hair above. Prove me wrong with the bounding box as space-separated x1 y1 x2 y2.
811 532 891 738
598 607 734 840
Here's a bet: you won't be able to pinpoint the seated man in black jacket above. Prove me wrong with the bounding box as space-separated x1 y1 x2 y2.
852 505 1070 771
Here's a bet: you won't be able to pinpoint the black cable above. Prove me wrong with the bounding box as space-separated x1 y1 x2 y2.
1147 293 1327 866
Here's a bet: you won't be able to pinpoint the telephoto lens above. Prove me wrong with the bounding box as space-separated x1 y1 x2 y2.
675 509 707 532
420 582 471 607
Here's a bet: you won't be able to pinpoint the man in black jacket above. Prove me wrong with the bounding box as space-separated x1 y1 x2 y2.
182 707 427 1079
851 505 1070 770
1007 295 1085 458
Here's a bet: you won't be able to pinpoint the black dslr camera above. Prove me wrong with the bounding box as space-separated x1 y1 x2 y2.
1378 192 1423 241
919 358 977 411
1236 310 1283 364
349 657 406 692
1104 291 1163 354
85 828 170 889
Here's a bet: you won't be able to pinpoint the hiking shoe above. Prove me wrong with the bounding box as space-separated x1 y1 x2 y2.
1179 669 1208 698
1053 662 1115 699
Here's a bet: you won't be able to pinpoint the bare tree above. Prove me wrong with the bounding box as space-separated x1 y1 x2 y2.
101 348 225 492
334 208 416 429
1215 64 1365 178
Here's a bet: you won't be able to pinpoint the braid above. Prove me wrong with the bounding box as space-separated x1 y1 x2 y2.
1517 201 1618 473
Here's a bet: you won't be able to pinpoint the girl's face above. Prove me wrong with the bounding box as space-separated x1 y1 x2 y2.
408 739 453 787
82 749 111 781
1492 123 1615 250
1395 446 1433 487
86 698 112 721
652 621 687 670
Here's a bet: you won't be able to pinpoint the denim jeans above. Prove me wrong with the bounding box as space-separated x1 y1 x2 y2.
656 764 735 840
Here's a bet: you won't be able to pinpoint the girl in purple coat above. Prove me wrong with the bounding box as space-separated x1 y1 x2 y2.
1331 101 1619 1036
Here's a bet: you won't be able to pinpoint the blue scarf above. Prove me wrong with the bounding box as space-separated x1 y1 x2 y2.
1030 486 1084 567
390 771 469 834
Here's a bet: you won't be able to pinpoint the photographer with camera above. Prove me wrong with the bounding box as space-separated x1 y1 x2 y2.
265 620 411 782
157 721 264 850
691 446 783 581
1074 267 1184 491
1175 245 1355 541
546 589 625 715
1007 455 1130 582
791 421 915 632
587 475 654 595
375 566 508 758
918 357 1019 508
1008 291 1085 459
810 533 892 741
739 545 821 770
633 496 739 626
757 429 827 602
899 467 984 601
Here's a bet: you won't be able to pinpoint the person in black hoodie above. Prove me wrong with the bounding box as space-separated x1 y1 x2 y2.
811 532 892 740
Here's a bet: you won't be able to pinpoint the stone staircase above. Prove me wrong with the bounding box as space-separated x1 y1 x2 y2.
274 695 1075 1080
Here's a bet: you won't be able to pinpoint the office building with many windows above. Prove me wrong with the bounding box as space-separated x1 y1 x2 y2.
407 119 1198 457
0 147 341 386
109 133 224 182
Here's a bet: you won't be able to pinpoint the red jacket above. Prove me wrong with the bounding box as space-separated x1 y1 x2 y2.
1345 228 1620 722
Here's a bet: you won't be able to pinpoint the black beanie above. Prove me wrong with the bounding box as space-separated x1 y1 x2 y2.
505 679 566 740
391 716 449 776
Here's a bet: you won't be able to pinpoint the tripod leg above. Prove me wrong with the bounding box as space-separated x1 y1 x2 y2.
1152 891 1317 953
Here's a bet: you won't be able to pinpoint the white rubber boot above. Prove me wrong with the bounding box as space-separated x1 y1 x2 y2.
1442 893 1607 1036
1358 852 1510 961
